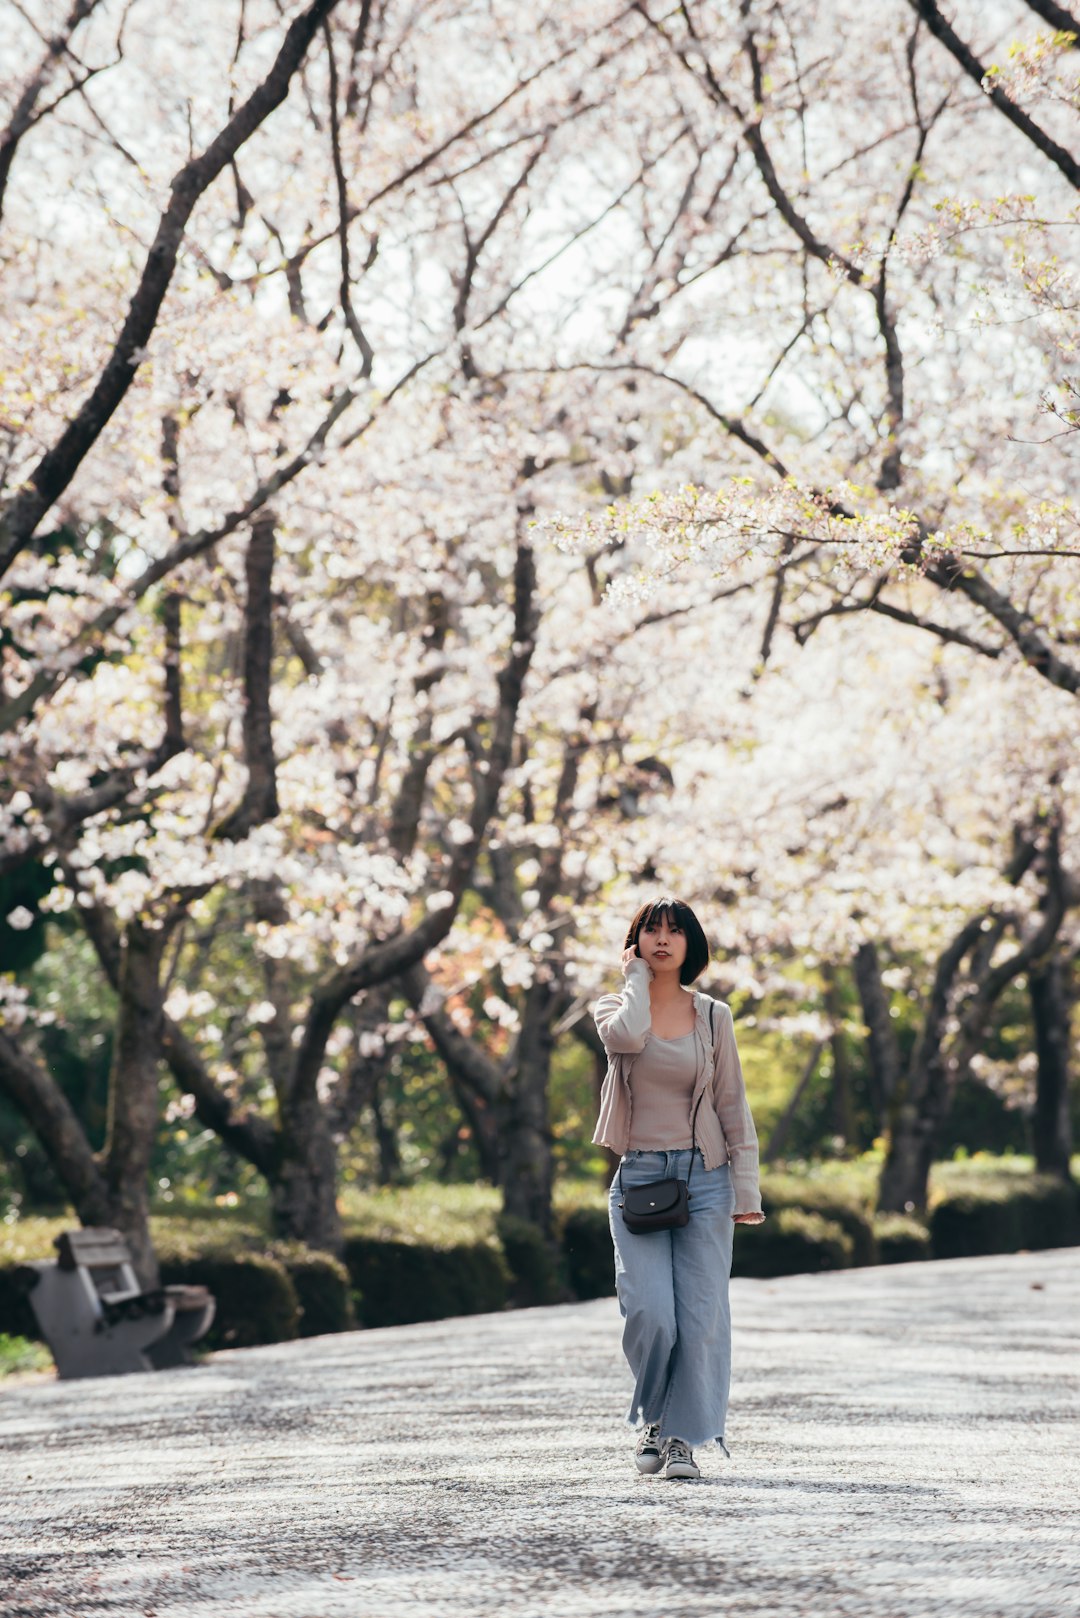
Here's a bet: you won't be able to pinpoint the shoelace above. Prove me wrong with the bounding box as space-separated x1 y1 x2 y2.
664 1440 693 1464
638 1425 661 1449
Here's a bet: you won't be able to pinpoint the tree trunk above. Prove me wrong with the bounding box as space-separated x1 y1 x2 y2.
823 963 854 1147
372 1070 402 1186
271 1087 344 1254
1030 947 1074 1180
498 979 556 1236
0 1028 113 1226
876 1040 952 1214
102 921 168 1286
851 940 902 1131
880 811 1070 1212
878 908 1000 1214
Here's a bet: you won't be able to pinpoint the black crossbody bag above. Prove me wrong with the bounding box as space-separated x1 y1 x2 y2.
616 1002 714 1235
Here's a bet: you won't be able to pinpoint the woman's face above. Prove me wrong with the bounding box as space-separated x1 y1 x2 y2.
636 911 688 976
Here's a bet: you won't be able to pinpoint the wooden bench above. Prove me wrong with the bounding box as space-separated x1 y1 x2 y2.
15 1227 215 1380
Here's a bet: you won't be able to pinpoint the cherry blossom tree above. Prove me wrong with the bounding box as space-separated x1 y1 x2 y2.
2 0 1078 1266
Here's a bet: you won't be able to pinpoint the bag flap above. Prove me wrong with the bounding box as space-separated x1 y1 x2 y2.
624 1179 685 1217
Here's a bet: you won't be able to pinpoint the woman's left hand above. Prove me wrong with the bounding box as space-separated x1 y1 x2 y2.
732 1212 765 1225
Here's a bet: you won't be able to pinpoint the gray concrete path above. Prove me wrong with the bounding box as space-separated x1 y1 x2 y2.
2 1248 1078 1618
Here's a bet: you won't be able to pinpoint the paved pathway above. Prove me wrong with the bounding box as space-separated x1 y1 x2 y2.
2 1248 1078 1618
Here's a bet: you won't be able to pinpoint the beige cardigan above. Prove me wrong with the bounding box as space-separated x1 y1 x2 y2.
592 959 765 1220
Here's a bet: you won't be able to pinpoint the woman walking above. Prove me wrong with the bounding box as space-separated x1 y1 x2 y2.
593 896 765 1481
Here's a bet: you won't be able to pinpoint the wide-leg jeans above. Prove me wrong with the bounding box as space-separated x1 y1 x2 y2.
608 1148 735 1450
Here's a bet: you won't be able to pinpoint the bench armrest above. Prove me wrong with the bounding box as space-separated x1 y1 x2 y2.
99 1288 171 1327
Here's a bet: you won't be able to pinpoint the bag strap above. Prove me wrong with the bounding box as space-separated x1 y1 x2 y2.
683 996 718 1190
617 999 715 1197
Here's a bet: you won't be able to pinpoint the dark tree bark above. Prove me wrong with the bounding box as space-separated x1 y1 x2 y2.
0 916 172 1287
497 978 558 1234
852 940 903 1132
1021 0 1080 37
0 605 194 1282
215 512 280 839
879 813 1070 1212
822 962 855 1146
908 0 1080 191
0 1029 113 1227
159 1016 277 1172
258 539 537 1247
101 921 169 1285
1016 0 1075 36
401 688 599 1231
1030 945 1075 1179
270 1085 344 1252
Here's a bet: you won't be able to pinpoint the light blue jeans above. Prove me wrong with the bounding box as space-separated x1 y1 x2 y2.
608 1148 735 1450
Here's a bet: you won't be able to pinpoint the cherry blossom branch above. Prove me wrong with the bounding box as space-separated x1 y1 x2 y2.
0 0 344 583
323 17 375 378
289 533 540 1108
356 3 644 214
1021 0 1080 38
791 581 1006 661
0 0 107 224
0 354 442 736
907 0 1080 190
535 359 1080 695
159 1015 279 1176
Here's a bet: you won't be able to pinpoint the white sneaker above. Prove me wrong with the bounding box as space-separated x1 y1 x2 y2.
660 1436 700 1480
634 1422 663 1474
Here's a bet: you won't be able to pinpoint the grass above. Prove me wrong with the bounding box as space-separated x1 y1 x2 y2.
338 1180 504 1247
0 1333 52 1378
3 1152 1076 1261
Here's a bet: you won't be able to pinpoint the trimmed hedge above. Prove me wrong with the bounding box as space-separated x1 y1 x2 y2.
872 1212 931 1265
2 1167 1076 1357
342 1236 509 1327
556 1199 861 1289
929 1175 1080 1260
0 1264 41 1342
266 1244 356 1338
761 1178 877 1266
158 1249 299 1350
495 1215 565 1307
732 1207 854 1279
559 1207 616 1300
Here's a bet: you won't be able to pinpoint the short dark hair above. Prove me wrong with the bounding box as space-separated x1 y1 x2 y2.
624 896 710 986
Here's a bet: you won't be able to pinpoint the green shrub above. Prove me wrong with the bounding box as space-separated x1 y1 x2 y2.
0 1265 43 1341
732 1207 854 1279
495 1215 564 1307
930 1175 1080 1259
266 1243 356 1338
761 1175 877 1265
559 1206 615 1300
157 1248 299 1349
343 1237 508 1327
872 1212 931 1265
